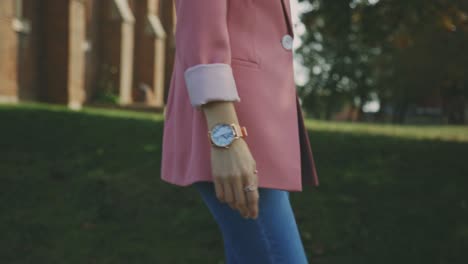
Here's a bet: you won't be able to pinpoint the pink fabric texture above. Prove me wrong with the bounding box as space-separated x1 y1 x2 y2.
184 63 241 110
161 0 320 192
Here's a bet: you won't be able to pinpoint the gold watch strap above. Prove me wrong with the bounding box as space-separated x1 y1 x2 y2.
230 123 248 138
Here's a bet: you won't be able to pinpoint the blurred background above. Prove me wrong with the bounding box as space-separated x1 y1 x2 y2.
293 0 468 125
0 0 175 110
1 0 467 263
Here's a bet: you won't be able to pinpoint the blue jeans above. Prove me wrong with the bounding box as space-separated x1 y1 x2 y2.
193 181 309 264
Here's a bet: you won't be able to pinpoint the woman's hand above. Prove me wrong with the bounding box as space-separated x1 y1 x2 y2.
202 101 260 219
210 138 259 219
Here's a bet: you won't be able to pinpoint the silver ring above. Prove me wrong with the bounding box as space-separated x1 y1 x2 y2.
243 184 257 192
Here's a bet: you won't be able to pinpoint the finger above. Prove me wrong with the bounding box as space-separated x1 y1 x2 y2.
222 180 235 209
244 175 260 219
213 177 225 203
232 177 249 218
246 190 259 219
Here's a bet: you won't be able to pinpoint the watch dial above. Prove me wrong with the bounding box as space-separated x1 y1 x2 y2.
211 124 234 147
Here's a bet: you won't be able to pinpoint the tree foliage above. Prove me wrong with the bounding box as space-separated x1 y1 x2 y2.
296 0 468 123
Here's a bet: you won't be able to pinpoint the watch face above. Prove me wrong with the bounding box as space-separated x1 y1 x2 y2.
211 124 235 147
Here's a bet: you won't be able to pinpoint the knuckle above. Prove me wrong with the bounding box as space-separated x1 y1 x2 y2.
240 168 252 176
248 196 259 203
230 174 243 183
212 174 223 181
235 201 246 208
215 190 225 200
224 173 234 182
241 166 256 177
239 165 250 174
224 173 236 181
217 171 231 179
242 174 252 182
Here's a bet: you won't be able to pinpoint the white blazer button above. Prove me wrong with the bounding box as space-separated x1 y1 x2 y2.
281 34 293 50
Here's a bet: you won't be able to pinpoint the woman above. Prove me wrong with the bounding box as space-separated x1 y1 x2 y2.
161 0 320 263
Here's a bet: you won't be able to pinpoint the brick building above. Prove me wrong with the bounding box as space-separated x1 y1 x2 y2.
0 0 175 109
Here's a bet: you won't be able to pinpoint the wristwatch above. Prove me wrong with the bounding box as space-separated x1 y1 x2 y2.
208 123 248 148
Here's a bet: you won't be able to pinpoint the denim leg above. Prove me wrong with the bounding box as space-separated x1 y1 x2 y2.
222 231 239 264
193 181 309 264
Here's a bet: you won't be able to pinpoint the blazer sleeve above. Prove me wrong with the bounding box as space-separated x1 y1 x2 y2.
175 0 241 111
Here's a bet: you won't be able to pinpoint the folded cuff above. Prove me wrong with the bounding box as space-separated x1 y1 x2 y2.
184 63 241 111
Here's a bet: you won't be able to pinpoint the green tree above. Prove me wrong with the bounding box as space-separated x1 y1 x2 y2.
297 0 468 124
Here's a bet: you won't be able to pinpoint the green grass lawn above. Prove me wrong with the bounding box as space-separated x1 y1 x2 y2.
1 102 467 264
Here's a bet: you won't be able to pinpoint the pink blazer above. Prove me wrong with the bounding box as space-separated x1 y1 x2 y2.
161 0 319 191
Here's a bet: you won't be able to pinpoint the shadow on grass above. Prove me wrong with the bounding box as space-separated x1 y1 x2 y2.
0 105 467 264
297 129 468 264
